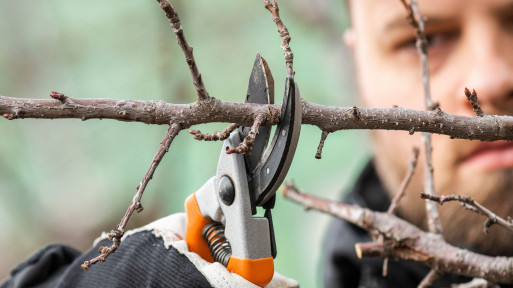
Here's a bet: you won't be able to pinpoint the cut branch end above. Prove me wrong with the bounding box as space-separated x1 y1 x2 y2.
355 243 363 259
3 113 17 120
50 91 69 103
315 130 329 159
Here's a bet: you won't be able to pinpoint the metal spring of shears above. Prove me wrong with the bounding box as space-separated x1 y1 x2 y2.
202 222 232 266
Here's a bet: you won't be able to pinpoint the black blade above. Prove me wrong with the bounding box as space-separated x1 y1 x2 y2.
239 53 274 174
254 77 302 206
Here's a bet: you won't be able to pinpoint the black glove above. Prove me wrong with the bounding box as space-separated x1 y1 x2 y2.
1 214 298 288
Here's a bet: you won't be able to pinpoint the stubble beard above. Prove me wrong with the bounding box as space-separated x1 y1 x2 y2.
436 168 513 256
373 133 513 257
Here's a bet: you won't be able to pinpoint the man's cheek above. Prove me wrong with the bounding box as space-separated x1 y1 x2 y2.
358 67 424 109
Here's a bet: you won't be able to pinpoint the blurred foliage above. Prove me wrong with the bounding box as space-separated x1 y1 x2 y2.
0 1 369 286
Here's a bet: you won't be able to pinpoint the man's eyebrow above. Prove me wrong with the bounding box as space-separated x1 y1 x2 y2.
494 1 513 19
381 15 457 34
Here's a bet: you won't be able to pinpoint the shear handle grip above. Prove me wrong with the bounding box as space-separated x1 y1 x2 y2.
227 257 274 287
185 192 214 262
185 192 274 287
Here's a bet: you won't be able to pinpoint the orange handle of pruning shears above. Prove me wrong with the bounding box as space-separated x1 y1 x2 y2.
185 193 214 262
227 256 274 287
185 193 274 287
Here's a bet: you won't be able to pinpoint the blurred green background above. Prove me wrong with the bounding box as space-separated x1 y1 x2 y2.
0 1 369 286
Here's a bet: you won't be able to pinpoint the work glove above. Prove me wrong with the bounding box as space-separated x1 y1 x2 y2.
1 213 299 288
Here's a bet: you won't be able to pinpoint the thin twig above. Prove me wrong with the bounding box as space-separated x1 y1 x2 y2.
227 113 266 155
81 123 182 270
464 88 485 117
282 182 513 284
384 146 420 277
189 123 238 141
382 257 389 277
418 269 441 288
315 130 329 159
401 0 443 235
264 0 294 77
421 193 513 234
422 133 443 234
156 0 210 102
81 230 122 270
388 147 420 214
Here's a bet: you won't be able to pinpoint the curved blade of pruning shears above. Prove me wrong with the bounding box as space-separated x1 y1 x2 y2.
253 76 302 206
240 53 274 174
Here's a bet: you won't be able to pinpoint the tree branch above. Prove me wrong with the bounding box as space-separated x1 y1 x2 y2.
189 123 238 141
401 0 443 235
156 0 210 102
383 146 419 277
81 123 182 270
418 269 441 288
465 88 485 117
282 182 513 284
315 130 329 159
264 0 294 77
4 95 513 141
388 147 420 214
421 193 513 234
226 113 266 155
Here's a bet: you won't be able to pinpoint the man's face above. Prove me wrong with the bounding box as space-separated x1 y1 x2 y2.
347 0 513 254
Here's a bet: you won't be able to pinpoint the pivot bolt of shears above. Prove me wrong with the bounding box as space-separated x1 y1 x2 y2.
218 176 235 206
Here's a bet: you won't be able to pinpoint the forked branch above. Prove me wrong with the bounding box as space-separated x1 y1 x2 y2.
421 193 513 234
281 182 513 284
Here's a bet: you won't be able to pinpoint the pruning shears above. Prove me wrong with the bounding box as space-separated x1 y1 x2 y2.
184 54 301 287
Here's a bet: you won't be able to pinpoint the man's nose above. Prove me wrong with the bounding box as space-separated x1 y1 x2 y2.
461 27 513 116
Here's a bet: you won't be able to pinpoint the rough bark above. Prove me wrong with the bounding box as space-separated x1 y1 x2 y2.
282 183 513 284
3 96 513 142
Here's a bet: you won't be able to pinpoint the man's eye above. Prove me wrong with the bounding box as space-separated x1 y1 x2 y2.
396 38 417 52
426 32 459 52
396 31 458 56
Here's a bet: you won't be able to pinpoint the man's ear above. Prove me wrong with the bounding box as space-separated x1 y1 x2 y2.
343 28 356 52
